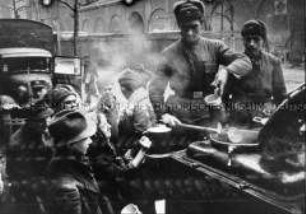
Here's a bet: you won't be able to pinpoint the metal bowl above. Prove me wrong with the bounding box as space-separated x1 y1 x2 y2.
210 129 259 152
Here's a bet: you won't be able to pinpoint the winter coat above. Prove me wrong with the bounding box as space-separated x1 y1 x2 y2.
119 87 156 135
229 51 287 104
47 156 111 214
226 51 287 126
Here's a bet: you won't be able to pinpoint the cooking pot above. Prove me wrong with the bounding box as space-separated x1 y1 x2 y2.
144 124 173 154
210 128 260 152
209 128 260 166
145 124 172 134
204 93 222 106
144 122 221 154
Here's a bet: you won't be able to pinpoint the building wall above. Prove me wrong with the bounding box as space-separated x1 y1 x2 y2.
0 0 30 19
34 0 304 63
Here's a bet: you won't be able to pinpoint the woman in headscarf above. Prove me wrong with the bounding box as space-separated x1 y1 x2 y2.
45 87 80 113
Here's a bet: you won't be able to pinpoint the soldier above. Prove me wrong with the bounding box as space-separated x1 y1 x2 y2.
147 1 252 213
149 0 252 127
227 19 287 126
31 80 50 102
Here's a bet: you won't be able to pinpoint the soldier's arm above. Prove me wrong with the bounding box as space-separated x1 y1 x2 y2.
217 41 252 78
148 59 171 119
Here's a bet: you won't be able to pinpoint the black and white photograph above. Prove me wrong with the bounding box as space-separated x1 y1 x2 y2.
0 0 305 214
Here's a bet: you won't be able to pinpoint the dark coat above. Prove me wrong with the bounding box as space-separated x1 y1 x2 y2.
47 156 111 214
7 127 53 179
229 51 287 104
226 51 287 126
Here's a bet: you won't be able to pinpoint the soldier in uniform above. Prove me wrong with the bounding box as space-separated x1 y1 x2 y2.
149 0 252 128
147 1 252 213
31 80 50 102
226 20 287 127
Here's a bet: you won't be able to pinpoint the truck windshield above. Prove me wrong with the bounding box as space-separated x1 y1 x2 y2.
0 57 51 74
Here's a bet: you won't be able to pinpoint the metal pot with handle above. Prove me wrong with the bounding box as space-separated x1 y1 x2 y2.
210 128 260 166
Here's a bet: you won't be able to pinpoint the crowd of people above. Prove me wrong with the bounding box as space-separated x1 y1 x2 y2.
0 0 290 214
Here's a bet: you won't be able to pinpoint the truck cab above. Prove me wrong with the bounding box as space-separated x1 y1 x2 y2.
0 47 53 105
0 19 82 144
0 19 82 106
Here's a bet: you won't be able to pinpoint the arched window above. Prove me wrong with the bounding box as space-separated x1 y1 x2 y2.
109 15 122 33
128 12 145 33
148 8 168 32
59 22 67 31
82 19 90 32
93 17 105 33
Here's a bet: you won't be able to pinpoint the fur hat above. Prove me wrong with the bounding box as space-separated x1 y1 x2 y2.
48 109 96 147
45 88 76 109
173 0 205 25
241 19 267 39
31 80 50 89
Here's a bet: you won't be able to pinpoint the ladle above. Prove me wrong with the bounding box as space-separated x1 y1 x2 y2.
178 123 222 134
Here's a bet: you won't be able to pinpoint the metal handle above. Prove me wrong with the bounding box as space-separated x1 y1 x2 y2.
253 117 268 125
179 123 221 133
227 145 235 167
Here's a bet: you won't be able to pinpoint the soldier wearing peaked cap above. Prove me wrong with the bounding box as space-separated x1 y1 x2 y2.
31 80 51 101
149 0 252 128
147 1 252 214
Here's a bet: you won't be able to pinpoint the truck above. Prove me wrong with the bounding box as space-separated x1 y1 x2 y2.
0 18 82 106
0 19 83 143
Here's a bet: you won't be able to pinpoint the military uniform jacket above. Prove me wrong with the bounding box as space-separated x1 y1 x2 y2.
149 37 252 124
229 51 287 104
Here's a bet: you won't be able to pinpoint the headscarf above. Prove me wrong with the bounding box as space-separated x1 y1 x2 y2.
118 69 144 92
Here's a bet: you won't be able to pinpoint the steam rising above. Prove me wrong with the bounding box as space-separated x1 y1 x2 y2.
88 29 163 91
87 26 164 117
